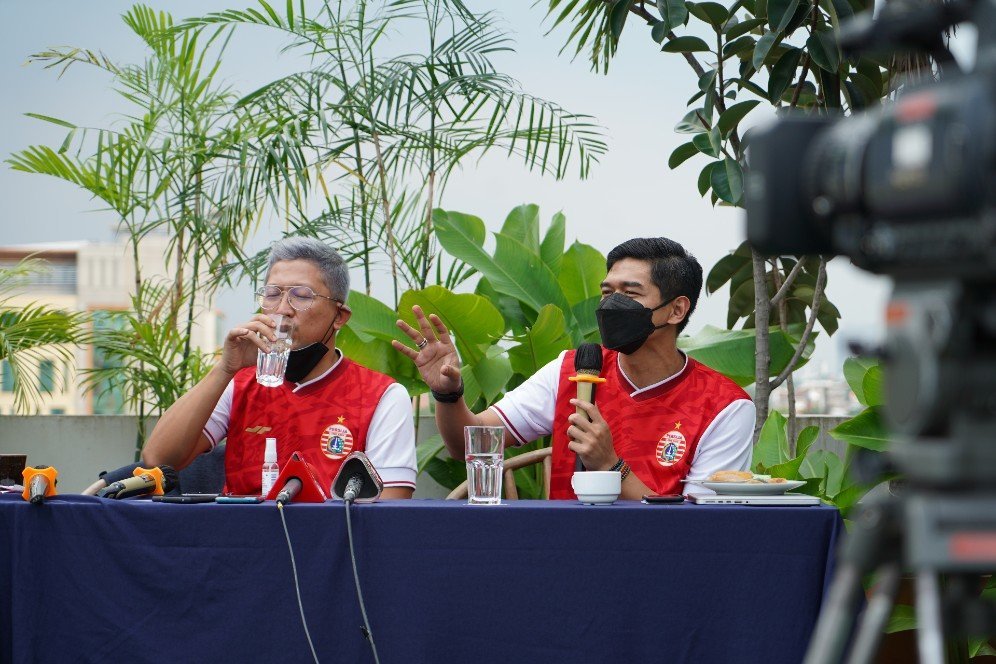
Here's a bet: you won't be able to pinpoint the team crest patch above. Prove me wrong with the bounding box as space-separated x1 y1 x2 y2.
320 423 354 460
656 429 687 467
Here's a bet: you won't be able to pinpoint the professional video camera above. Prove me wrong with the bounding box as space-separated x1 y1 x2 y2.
745 1 996 662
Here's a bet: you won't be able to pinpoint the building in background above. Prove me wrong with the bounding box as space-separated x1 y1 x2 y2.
0 233 221 415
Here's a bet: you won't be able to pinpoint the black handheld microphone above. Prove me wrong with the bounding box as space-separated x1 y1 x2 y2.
570 343 606 472
331 452 384 503
96 465 179 499
276 478 303 504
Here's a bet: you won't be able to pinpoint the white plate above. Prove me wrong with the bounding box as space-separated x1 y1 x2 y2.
687 480 806 495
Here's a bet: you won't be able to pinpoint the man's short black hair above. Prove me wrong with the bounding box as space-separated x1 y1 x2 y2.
605 237 703 333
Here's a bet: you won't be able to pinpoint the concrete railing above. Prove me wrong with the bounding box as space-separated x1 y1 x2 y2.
0 414 851 496
0 415 450 497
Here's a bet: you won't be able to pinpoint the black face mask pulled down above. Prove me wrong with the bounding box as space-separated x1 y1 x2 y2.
285 342 330 383
284 310 340 383
595 292 672 355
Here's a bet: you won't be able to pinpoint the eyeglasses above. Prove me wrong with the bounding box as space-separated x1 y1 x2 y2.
255 285 341 312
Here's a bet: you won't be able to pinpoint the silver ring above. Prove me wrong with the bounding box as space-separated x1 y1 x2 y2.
416 338 429 349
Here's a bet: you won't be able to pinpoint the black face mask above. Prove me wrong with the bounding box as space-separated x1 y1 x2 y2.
595 293 672 355
284 306 341 383
285 342 330 383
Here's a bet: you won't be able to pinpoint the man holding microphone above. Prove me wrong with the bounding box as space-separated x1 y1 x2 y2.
393 237 754 499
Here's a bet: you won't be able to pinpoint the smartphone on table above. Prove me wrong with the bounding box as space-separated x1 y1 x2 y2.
215 495 264 504
642 494 684 504
152 493 219 504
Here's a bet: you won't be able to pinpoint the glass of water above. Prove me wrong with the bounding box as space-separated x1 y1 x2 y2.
465 426 504 505
256 314 295 387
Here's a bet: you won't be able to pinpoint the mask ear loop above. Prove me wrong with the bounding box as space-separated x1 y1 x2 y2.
649 297 678 331
320 301 348 345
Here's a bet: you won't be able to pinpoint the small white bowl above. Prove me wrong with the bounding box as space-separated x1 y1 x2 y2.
571 471 621 505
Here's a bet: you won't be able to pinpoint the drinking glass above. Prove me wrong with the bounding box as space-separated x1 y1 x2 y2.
465 426 505 505
255 314 295 387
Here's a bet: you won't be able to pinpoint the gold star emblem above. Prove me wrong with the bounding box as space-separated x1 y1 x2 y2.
674 421 682 430
337 415 346 424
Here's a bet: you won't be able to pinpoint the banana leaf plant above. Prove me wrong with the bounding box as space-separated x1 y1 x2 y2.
751 356 889 518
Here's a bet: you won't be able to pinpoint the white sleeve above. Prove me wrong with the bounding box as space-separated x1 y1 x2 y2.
487 351 565 446
682 399 756 496
364 382 417 488
202 380 234 450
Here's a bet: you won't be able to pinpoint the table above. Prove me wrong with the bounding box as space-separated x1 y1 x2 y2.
0 494 842 664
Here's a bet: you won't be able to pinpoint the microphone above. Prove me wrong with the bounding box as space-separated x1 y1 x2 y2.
84 462 143 496
276 478 302 504
568 343 606 472
331 452 384 503
96 465 179 499
265 452 328 503
21 465 58 504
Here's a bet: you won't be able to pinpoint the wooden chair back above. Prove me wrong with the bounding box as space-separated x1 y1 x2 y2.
445 446 552 500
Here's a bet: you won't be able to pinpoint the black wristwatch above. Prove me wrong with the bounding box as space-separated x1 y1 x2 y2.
431 382 464 403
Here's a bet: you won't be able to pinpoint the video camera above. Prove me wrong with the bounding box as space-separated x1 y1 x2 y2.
745 0 995 279
745 2 996 661
746 0 996 477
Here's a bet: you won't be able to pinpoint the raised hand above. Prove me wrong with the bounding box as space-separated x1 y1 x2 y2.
219 314 278 377
392 305 462 393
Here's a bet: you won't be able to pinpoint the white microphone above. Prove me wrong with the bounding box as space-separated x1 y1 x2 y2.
331 452 384 503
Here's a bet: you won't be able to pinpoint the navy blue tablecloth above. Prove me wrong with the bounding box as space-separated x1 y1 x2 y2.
0 494 842 664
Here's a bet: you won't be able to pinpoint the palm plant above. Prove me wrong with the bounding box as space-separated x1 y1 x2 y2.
180 0 608 306
0 259 88 414
9 6 296 438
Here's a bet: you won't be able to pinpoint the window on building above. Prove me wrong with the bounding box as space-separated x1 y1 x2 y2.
50 408 65 415
0 361 13 393
39 360 56 393
91 311 126 414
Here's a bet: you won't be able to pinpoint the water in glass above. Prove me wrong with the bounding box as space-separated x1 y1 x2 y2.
464 425 504 504
256 339 291 386
256 314 294 387
466 452 503 504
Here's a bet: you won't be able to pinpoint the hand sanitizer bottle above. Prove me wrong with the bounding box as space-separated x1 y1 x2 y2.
261 437 279 498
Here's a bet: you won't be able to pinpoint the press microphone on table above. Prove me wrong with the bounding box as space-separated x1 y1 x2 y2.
96 465 179 499
331 452 384 503
267 452 328 504
276 478 302 504
22 465 58 504
568 343 606 472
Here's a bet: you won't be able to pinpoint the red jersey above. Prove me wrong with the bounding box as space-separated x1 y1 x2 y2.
224 358 395 494
549 348 751 499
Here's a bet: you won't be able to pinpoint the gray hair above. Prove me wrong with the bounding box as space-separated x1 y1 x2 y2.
266 237 350 301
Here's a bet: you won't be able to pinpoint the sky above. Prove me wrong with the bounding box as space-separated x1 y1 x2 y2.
0 0 905 377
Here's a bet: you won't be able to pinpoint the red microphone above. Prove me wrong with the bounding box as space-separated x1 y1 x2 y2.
267 452 328 504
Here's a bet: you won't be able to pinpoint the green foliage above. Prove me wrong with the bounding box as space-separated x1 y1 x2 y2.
752 409 878 517
829 356 889 451
707 242 841 336
678 324 816 386
0 259 88 413
346 204 604 496
83 281 213 417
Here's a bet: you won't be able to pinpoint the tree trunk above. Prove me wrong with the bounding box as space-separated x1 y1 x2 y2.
771 258 798 452
752 248 772 442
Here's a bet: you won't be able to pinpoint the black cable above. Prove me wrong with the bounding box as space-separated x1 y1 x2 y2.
345 499 380 664
277 501 321 664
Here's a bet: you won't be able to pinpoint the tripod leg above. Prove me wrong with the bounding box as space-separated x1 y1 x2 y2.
804 564 867 664
916 571 945 664
844 563 902 664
